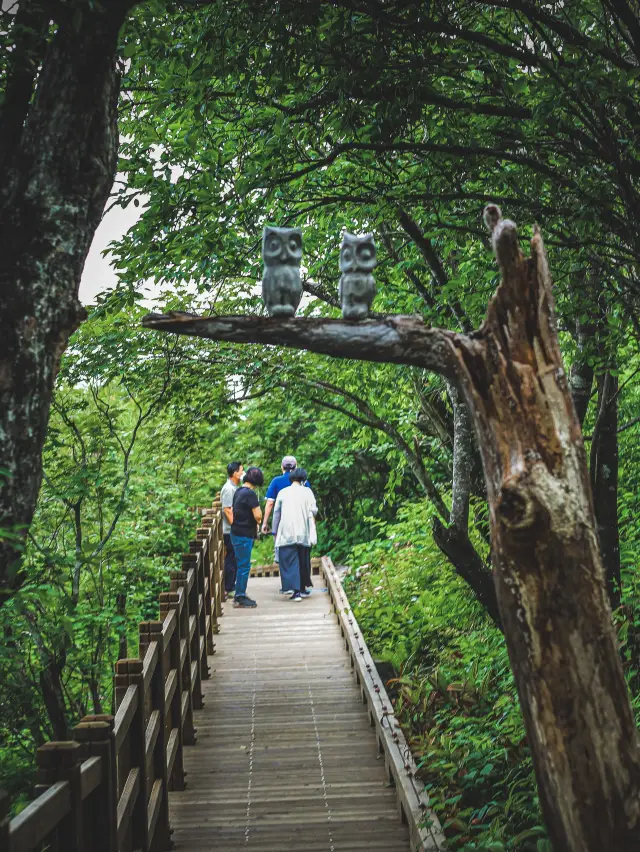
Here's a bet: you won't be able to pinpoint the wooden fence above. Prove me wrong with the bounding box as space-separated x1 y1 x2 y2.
321 556 445 852
1 500 224 852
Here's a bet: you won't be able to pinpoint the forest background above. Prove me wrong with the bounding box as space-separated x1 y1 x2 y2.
1 2 640 850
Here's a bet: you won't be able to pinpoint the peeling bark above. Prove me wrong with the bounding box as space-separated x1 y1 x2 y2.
450 212 640 850
144 211 640 849
0 3 132 600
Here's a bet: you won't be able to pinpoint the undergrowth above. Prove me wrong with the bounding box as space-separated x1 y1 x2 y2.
343 501 550 852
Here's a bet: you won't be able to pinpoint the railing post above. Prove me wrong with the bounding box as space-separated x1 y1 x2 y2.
187 542 210 686
35 741 84 852
200 511 219 633
182 553 205 709
139 623 172 852
211 500 223 620
159 593 186 792
196 526 215 654
73 716 117 852
114 658 149 852
170 570 196 746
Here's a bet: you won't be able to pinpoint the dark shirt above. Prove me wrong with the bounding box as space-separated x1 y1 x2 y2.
231 487 260 538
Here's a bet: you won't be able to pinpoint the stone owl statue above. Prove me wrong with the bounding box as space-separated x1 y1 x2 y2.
339 231 377 320
261 226 303 317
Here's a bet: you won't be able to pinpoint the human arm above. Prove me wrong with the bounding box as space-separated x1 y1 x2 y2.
221 482 234 526
261 497 275 534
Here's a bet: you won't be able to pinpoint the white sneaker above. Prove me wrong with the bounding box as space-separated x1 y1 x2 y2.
280 589 294 597
290 592 303 601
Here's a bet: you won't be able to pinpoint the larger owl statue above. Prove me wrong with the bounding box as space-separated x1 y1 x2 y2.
261 225 303 317
339 231 377 320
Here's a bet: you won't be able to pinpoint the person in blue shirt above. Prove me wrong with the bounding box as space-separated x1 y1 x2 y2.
261 456 313 589
261 455 311 533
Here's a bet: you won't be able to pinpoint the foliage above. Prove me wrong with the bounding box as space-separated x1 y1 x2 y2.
344 469 640 850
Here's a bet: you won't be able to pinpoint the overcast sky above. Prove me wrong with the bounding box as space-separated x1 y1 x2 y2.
78 203 143 305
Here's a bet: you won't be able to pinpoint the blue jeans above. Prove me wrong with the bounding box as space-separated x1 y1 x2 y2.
230 533 254 598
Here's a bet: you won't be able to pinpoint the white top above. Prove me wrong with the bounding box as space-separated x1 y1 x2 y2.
220 479 238 534
273 483 318 548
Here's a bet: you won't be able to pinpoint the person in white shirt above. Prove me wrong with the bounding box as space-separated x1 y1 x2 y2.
272 468 318 602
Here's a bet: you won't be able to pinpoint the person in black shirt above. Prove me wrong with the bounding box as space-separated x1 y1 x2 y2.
230 467 264 608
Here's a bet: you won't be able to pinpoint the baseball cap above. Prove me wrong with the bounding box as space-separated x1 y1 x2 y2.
282 455 297 470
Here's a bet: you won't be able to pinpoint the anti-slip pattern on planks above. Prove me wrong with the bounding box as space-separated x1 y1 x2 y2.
169 575 412 851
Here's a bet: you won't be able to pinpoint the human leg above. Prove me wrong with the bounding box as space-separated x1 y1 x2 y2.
230 534 255 602
279 545 301 595
223 533 238 593
299 545 312 591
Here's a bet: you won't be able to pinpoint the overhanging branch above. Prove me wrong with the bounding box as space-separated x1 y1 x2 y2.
141 312 459 375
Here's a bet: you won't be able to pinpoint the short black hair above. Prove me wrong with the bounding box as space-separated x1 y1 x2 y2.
289 467 307 483
243 466 264 486
282 462 296 471
227 461 242 477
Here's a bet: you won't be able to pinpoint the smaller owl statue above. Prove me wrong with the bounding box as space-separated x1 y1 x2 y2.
339 231 377 321
261 226 303 317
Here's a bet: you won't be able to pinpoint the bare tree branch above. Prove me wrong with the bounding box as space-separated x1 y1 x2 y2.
141 313 458 375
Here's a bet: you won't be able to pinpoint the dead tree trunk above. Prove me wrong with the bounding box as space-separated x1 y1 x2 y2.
447 208 640 850
0 3 132 601
143 208 640 850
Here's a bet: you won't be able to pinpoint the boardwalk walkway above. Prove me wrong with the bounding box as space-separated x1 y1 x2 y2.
169 575 411 852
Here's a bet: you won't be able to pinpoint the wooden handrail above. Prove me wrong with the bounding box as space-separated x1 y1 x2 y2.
321 555 446 852
1 501 224 852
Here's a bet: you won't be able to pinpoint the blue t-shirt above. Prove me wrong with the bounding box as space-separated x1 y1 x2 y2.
265 472 312 501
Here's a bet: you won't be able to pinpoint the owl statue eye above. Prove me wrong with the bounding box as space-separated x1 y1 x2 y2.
342 247 353 262
289 237 300 252
269 238 281 252
358 247 372 261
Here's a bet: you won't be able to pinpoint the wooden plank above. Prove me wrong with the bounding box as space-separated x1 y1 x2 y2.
116 767 140 846
168 575 412 852
9 782 70 851
142 641 158 695
164 669 177 713
166 729 179 778
79 756 102 800
145 710 161 765
114 686 138 752
147 779 163 842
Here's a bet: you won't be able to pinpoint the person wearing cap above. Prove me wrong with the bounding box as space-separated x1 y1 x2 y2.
261 455 312 536
262 456 314 592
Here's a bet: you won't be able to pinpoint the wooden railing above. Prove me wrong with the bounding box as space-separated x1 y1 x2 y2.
1 500 224 852
321 556 445 852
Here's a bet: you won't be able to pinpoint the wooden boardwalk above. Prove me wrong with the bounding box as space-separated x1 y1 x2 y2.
169 575 411 852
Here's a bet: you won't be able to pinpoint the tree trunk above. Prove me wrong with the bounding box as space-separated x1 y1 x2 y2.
433 381 501 627
39 655 68 741
0 3 131 602
143 210 640 849
448 211 640 851
591 371 621 608
116 592 128 660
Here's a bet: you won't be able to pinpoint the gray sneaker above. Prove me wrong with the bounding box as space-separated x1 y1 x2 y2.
233 595 257 608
